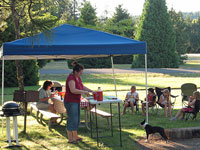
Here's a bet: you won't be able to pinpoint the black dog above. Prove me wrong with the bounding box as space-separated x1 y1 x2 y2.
140 119 168 143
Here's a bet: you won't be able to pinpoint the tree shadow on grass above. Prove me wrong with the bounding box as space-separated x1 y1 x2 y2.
49 117 141 149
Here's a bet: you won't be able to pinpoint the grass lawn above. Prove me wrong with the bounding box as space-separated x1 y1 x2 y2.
41 60 69 70
1 60 200 149
0 103 199 150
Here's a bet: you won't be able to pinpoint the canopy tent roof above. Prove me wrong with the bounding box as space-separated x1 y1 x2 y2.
1 24 146 60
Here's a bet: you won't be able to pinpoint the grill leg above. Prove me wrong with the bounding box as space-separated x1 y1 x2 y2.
13 116 19 145
6 117 12 146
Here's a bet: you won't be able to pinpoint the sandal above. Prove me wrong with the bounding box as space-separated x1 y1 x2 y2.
68 140 78 144
76 138 83 141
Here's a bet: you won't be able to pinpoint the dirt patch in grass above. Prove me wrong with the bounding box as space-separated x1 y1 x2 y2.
136 136 200 150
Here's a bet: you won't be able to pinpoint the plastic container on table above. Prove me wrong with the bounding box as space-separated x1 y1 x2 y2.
97 87 103 101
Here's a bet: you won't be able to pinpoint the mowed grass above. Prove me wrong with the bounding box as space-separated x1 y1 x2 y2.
41 60 69 70
1 60 200 149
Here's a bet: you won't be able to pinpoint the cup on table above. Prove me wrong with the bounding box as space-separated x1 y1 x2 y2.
93 92 97 100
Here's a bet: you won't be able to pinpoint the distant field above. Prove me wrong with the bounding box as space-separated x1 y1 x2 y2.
42 61 200 70
180 53 200 68
2 56 200 105
42 60 69 70
113 64 132 69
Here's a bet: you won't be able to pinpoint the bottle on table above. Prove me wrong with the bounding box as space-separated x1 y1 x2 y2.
97 87 103 101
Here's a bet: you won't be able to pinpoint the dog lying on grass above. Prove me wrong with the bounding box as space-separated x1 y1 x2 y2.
140 119 168 143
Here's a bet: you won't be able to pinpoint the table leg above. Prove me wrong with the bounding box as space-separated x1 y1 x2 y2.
94 105 99 147
89 104 93 138
110 103 113 136
118 102 122 146
84 108 90 130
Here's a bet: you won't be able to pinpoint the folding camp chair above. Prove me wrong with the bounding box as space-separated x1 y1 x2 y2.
181 83 197 107
149 96 158 114
155 87 178 110
141 95 158 115
185 100 200 121
123 99 139 113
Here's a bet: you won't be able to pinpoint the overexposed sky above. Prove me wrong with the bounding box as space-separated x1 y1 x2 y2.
88 0 200 17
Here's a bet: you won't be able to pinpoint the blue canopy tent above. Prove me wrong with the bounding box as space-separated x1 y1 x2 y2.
1 24 147 96
1 24 146 60
1 24 149 145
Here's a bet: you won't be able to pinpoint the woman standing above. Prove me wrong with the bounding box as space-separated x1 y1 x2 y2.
64 62 93 144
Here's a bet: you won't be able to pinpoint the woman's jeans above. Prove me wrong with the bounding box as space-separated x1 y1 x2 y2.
64 102 80 131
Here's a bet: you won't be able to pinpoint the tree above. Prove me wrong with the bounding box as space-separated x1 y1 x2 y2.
43 0 70 20
104 5 133 37
132 0 179 68
68 1 112 68
189 17 200 53
112 4 130 23
169 9 189 55
0 0 58 90
67 0 82 21
77 1 97 26
103 5 135 64
104 18 135 64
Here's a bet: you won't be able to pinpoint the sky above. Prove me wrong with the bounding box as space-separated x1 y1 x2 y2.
88 0 200 17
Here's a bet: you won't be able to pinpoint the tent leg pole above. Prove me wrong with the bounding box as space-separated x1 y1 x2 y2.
111 56 117 97
2 56 4 105
145 54 148 123
111 56 122 146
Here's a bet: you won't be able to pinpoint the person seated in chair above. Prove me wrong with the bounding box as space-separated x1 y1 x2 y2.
171 91 200 120
122 85 139 115
142 88 156 115
158 89 172 118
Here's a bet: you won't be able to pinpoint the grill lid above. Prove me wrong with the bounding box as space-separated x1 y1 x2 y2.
2 101 23 117
3 101 19 109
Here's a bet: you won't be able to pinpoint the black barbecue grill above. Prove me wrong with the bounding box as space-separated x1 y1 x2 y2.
1 101 23 147
1 101 23 117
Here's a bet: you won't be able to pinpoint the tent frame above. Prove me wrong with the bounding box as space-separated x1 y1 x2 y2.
1 54 148 148
1 24 148 147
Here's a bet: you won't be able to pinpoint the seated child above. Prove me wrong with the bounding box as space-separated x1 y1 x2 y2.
158 89 172 118
142 88 156 115
171 91 200 120
122 85 139 115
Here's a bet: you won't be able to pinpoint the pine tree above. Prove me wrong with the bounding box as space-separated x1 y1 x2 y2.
77 1 97 26
69 1 111 68
132 0 179 68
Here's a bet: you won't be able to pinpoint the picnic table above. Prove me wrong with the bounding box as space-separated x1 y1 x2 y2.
86 96 123 147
